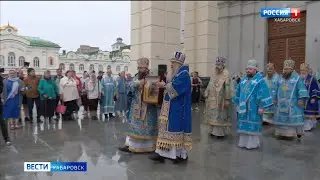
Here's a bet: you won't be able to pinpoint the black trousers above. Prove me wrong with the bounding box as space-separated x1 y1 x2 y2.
62 100 79 120
0 104 9 142
81 94 89 111
27 97 40 121
88 99 99 112
39 99 56 118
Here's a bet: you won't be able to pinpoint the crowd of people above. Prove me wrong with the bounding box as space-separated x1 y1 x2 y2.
0 67 135 145
0 52 319 164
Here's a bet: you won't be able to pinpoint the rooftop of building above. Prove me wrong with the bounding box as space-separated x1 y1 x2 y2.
111 37 127 47
21 36 61 48
0 24 61 48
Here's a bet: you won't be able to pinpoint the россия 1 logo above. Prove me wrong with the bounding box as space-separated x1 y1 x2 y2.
260 8 301 23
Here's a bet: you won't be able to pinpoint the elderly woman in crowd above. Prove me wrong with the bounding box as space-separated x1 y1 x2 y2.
59 70 80 121
86 72 102 120
3 70 25 130
38 70 59 122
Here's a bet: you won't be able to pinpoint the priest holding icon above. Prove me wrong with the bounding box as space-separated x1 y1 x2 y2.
118 57 158 153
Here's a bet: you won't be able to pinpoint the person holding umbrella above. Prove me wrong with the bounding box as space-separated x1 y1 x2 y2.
38 70 59 122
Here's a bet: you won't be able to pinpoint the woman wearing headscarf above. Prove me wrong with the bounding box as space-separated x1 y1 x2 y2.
86 73 102 120
3 70 25 129
38 70 59 122
59 70 80 121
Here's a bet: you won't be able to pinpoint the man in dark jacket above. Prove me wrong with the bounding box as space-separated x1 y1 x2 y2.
0 74 11 145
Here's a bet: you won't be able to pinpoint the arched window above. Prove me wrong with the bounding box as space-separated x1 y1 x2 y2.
116 65 120 72
124 66 128 72
59 63 65 70
49 56 54 66
69 63 75 71
19 56 25 67
98 64 104 72
89 64 94 71
0 55 5 66
8 52 15 67
107 65 111 70
79 64 84 72
33 57 40 67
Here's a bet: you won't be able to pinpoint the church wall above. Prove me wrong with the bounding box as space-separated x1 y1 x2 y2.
130 1 181 75
184 1 219 77
218 1 319 75
305 2 320 72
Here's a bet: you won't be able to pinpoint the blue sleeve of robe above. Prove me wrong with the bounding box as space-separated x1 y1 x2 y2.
297 78 309 99
232 83 240 105
271 76 279 100
273 79 280 101
165 71 191 100
257 80 273 109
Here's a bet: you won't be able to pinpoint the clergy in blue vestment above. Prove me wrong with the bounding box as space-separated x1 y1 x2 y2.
118 58 158 153
101 69 117 119
232 59 273 150
263 63 280 124
300 63 320 131
273 60 309 139
149 52 192 164
115 71 128 118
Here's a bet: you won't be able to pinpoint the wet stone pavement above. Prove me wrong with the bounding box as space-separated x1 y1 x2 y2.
1 104 320 180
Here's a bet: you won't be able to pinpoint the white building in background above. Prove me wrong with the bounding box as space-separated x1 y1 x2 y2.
0 24 60 74
0 24 131 76
111 37 127 51
58 41 131 77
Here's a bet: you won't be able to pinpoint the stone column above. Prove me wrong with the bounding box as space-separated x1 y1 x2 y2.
129 1 142 74
130 1 181 75
184 1 219 77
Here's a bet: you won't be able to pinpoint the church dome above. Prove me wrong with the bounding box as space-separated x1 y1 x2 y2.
111 37 127 49
0 24 18 31
116 37 123 42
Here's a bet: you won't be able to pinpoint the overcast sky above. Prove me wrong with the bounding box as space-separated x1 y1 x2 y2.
0 1 130 52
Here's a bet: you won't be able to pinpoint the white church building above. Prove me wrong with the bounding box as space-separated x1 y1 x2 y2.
0 24 131 76
0 24 60 74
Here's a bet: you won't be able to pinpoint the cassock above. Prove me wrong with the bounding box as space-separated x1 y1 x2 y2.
155 65 192 159
273 71 309 137
233 72 273 149
263 73 280 123
101 76 117 115
303 74 320 130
